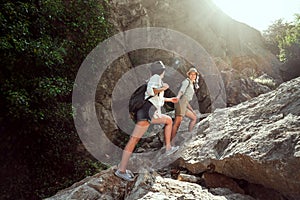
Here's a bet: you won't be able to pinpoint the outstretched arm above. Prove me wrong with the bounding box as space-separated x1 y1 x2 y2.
164 97 178 103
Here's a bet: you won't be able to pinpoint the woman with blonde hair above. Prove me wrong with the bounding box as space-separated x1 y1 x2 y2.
171 67 199 141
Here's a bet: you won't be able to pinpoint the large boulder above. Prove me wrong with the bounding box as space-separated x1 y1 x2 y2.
178 77 300 199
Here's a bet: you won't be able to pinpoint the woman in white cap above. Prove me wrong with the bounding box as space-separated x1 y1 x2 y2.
115 61 179 181
171 67 199 141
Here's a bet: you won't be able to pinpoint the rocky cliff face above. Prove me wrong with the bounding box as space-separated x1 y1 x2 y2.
108 0 280 68
94 0 282 143
48 75 300 199
106 0 282 80
96 0 281 145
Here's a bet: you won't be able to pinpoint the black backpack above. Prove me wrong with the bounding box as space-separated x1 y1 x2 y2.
129 83 152 122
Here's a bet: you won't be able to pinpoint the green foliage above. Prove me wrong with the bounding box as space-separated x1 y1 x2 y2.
263 14 300 62
263 19 290 57
0 0 111 199
279 15 300 62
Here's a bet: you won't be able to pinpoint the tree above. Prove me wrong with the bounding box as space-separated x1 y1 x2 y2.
279 14 300 62
0 0 111 199
263 14 300 62
263 14 300 81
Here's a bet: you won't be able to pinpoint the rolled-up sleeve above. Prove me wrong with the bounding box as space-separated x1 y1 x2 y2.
147 75 161 96
179 79 189 94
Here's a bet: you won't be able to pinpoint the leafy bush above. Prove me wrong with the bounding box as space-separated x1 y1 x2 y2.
263 14 300 62
0 0 111 199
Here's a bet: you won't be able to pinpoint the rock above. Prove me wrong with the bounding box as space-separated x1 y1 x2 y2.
221 68 272 106
44 167 132 200
202 172 245 194
178 77 300 199
45 168 255 200
177 173 201 183
253 73 277 89
125 172 255 200
280 58 300 82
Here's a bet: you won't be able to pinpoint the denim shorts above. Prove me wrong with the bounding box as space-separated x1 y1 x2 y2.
136 101 153 123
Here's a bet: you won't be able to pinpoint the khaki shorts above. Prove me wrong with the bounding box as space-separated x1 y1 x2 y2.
174 95 189 116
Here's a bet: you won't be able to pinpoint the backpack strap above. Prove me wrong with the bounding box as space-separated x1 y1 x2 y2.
145 96 152 101
181 78 191 95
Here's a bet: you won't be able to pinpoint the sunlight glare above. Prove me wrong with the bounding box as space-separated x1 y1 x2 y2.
212 0 300 31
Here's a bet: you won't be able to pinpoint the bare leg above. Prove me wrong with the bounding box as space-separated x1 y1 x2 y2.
151 114 173 151
171 115 183 142
185 109 197 132
118 121 149 172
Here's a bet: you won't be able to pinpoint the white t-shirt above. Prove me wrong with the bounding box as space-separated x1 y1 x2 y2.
145 74 164 118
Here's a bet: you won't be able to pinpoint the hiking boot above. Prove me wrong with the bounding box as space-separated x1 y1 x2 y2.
165 146 179 156
115 169 135 181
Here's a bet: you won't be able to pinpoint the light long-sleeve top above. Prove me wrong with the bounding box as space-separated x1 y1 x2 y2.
179 78 194 101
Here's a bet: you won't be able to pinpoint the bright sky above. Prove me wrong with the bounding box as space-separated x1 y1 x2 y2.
212 0 300 32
